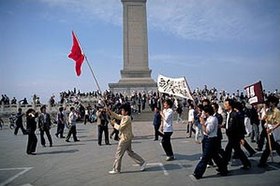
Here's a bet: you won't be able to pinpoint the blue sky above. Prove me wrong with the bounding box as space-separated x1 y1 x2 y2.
0 0 280 103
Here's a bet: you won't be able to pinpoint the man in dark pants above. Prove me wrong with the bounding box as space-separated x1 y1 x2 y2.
192 105 228 179
14 108 27 135
258 95 280 167
66 107 79 142
160 99 175 161
153 107 161 141
223 99 251 169
97 108 110 146
38 105 53 147
55 107 65 138
26 109 38 155
212 103 224 156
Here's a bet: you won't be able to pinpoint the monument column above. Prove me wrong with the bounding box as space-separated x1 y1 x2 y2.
109 0 157 95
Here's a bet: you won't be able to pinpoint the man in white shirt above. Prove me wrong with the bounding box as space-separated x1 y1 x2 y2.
160 99 175 161
66 107 80 142
192 105 228 179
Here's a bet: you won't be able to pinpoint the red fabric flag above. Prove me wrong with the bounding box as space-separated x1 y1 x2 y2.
68 31 85 76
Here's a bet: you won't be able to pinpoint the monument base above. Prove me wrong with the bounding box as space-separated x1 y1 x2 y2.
109 78 157 96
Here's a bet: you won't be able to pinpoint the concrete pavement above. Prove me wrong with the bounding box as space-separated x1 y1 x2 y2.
0 120 280 186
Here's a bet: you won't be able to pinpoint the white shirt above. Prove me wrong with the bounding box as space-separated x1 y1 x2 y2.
69 111 77 126
188 108 195 122
204 115 218 138
163 108 173 132
226 111 232 129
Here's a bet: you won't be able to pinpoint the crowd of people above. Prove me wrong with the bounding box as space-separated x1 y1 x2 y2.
1 86 280 178
150 93 280 179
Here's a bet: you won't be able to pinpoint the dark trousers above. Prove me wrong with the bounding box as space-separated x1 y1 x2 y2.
259 134 280 165
98 125 109 145
224 137 251 167
187 122 196 137
56 123 65 137
14 123 26 135
154 125 160 140
26 133 37 154
257 123 266 150
84 115 89 124
209 138 224 165
66 125 78 141
251 123 260 142
110 128 119 141
243 139 256 155
162 132 174 157
194 137 227 178
233 139 256 158
40 128 52 146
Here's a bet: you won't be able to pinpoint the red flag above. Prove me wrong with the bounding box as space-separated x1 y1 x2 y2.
68 31 85 76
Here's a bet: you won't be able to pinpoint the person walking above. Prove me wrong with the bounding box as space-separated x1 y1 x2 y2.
194 104 204 143
192 105 228 179
26 109 38 155
96 107 110 146
258 95 280 167
66 107 80 142
250 104 260 143
223 99 251 169
160 99 175 161
55 107 66 138
211 102 224 156
255 103 268 151
176 104 183 124
107 103 146 174
153 107 161 141
84 104 91 125
14 108 27 135
186 104 195 138
38 105 53 147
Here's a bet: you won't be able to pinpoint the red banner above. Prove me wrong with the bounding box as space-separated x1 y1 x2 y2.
244 81 264 104
68 31 84 76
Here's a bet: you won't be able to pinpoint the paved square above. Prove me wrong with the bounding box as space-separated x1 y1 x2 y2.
0 121 279 186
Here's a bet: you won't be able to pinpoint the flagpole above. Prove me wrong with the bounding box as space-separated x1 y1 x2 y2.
84 55 102 95
71 31 106 106
72 31 102 93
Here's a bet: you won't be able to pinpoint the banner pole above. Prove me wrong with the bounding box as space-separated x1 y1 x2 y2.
71 31 107 106
267 132 274 162
84 56 102 94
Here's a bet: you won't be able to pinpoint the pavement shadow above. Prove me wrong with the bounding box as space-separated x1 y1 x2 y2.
36 149 79 155
172 136 190 140
80 138 98 142
54 143 86 147
164 163 189 171
77 135 89 138
204 160 280 179
174 153 201 161
133 135 154 141
122 163 189 174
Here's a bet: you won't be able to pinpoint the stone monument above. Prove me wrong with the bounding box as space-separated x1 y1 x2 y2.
109 0 157 95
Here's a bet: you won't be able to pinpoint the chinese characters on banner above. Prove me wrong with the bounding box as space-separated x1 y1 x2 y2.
157 74 193 100
244 81 264 104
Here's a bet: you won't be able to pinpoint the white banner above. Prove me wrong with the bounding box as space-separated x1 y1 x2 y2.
157 74 193 100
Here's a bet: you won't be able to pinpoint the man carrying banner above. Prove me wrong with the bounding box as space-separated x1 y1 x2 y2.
258 95 280 167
